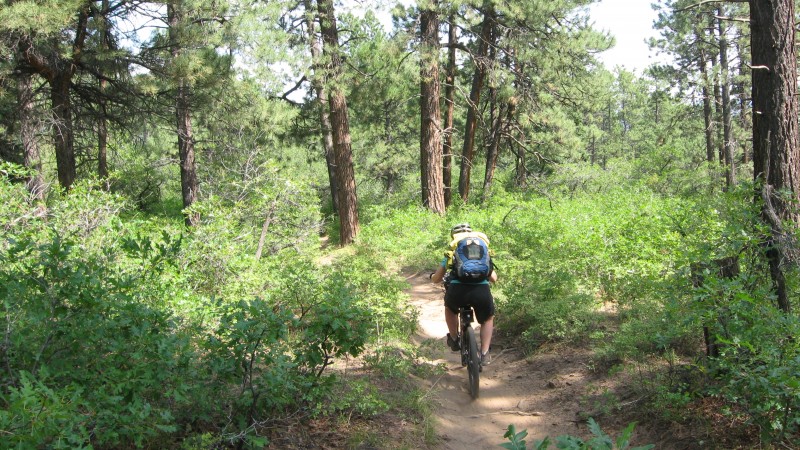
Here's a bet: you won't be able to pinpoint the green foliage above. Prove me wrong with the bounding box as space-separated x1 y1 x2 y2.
1 2 797 447
0 371 91 449
0 164 37 236
315 379 390 418
0 231 191 446
490 188 684 350
108 129 180 215
502 424 534 450
335 252 418 340
358 204 447 270
712 292 800 441
0 178 410 447
502 420 654 450
47 179 130 239
0 0 86 35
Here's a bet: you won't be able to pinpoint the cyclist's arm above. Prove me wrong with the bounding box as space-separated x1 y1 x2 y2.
431 259 447 283
488 269 498 284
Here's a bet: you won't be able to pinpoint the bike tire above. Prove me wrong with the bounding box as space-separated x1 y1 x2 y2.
466 326 480 399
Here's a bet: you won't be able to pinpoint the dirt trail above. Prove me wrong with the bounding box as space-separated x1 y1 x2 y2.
405 271 599 449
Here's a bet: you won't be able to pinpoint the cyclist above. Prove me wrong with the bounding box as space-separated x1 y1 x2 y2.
431 223 497 365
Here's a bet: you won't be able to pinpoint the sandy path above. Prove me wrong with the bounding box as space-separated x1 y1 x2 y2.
405 272 596 449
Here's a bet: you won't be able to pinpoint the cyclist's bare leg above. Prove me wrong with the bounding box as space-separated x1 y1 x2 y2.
479 316 494 354
445 307 459 337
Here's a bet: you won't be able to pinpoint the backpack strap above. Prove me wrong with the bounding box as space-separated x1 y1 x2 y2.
448 231 490 249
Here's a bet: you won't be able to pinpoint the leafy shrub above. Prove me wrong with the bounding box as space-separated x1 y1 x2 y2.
712 291 800 442
0 177 398 447
501 419 654 450
47 179 130 239
0 163 40 237
315 379 390 418
0 233 192 447
490 189 685 350
0 372 91 449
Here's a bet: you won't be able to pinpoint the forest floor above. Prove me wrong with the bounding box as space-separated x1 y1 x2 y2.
403 271 654 449
401 271 743 450
270 270 760 449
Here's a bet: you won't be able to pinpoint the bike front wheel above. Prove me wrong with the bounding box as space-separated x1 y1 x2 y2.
466 326 480 399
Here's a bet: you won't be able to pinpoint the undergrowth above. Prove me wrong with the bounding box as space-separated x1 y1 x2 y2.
2 167 798 447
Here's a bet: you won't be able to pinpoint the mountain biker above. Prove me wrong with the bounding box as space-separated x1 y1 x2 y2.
431 223 497 365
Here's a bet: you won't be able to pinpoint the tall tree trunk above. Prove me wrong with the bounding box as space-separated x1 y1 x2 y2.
18 71 45 201
699 47 715 164
481 38 499 203
458 6 493 203
443 15 456 208
50 4 88 191
702 83 715 164
318 0 359 244
482 100 509 204
175 82 199 227
514 141 526 187
98 80 109 179
717 6 736 190
420 1 444 214
19 4 88 191
737 30 751 164
483 45 516 203
713 78 724 165
750 0 799 314
169 2 200 227
304 0 338 214
50 71 76 190
97 0 110 180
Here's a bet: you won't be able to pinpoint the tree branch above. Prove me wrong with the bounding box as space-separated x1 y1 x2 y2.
677 0 747 13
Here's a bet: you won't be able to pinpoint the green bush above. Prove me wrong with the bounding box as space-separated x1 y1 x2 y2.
0 372 91 449
501 419 654 450
713 291 800 441
0 233 192 447
0 177 407 447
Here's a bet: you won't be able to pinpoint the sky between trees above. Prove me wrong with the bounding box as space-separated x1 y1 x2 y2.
588 0 662 73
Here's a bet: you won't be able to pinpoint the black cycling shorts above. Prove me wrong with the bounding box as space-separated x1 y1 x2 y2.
444 283 495 324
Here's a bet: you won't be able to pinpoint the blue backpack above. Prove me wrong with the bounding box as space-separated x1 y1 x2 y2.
451 236 492 282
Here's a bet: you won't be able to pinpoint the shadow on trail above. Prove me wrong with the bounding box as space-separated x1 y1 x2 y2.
405 272 596 449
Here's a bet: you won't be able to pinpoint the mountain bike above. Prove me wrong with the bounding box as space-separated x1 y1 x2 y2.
458 306 481 399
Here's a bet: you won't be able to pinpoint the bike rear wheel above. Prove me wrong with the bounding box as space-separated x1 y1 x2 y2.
466 326 480 399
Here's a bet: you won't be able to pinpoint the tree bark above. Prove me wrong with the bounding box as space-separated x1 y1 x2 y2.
750 0 799 314
169 1 200 227
713 78 724 165
717 6 736 190
737 29 751 164
98 80 109 179
419 2 445 214
50 71 76 190
458 7 493 203
304 0 338 214
18 71 45 201
318 0 359 244
482 101 505 204
97 0 110 180
443 16 456 208
481 40 499 204
698 40 715 165
20 4 89 191
175 81 199 227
